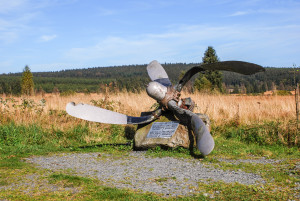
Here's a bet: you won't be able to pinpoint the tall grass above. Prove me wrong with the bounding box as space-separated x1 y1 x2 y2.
1 92 296 124
0 92 298 150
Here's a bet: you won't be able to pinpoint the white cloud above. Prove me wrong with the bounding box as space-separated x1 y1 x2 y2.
63 25 230 64
65 36 174 64
0 0 27 14
30 62 79 72
0 1 39 44
63 23 300 67
97 8 117 16
229 6 297 17
0 13 37 43
39 34 57 42
0 60 12 67
229 11 250 16
0 0 71 44
0 31 18 44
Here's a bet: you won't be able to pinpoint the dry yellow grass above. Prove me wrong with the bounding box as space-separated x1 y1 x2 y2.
189 93 295 124
0 92 296 128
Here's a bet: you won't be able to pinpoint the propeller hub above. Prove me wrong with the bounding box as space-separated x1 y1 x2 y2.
146 81 167 101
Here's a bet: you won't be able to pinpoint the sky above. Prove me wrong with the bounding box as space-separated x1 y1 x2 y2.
0 0 300 74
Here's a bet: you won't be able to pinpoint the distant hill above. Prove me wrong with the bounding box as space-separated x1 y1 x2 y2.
0 63 299 95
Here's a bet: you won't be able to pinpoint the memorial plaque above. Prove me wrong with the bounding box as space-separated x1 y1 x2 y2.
146 121 179 138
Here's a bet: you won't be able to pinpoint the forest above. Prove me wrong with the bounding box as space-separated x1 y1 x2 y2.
0 62 299 95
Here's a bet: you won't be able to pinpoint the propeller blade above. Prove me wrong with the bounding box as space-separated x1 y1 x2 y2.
66 102 161 125
191 114 214 156
176 61 265 92
147 60 172 87
167 99 214 156
201 61 265 74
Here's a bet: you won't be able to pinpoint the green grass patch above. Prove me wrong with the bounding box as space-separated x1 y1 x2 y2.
207 159 298 188
0 122 130 156
197 181 295 200
0 173 8 186
212 136 299 159
145 135 299 160
213 121 298 147
0 155 26 169
47 173 166 200
0 120 299 200
49 173 92 187
88 186 162 201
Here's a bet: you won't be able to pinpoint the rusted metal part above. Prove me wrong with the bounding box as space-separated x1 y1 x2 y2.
179 97 195 112
160 87 181 109
167 100 194 124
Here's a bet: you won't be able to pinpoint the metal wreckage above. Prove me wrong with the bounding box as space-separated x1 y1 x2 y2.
66 60 265 156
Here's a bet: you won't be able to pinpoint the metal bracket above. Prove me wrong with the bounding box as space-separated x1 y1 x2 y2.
160 87 181 109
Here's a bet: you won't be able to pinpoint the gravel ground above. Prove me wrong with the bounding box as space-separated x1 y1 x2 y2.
26 151 265 197
217 157 282 165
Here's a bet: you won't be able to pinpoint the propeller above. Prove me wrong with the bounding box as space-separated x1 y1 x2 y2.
66 102 161 125
66 60 265 156
147 60 172 87
145 60 264 156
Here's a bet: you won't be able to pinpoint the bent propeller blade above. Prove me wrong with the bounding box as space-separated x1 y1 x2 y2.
66 102 160 125
200 61 265 75
191 114 214 156
167 100 214 156
176 61 265 92
147 60 172 87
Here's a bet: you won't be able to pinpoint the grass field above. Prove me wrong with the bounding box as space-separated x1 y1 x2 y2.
0 92 299 200
1 91 298 125
1 92 298 145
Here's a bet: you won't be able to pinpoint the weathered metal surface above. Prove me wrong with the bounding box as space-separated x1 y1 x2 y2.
146 81 167 101
66 102 128 124
191 114 214 156
167 100 214 156
66 102 161 125
176 61 264 92
146 60 171 87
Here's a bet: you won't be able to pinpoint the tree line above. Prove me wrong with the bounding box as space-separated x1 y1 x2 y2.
1 47 299 95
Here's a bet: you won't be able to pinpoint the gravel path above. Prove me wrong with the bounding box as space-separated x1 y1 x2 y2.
217 157 282 165
26 151 264 197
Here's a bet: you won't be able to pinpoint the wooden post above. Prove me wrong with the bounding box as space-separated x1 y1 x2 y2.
295 83 299 145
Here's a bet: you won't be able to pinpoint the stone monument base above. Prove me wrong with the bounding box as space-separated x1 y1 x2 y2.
134 111 210 150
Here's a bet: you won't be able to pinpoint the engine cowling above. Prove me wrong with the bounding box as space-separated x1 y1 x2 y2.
146 81 168 102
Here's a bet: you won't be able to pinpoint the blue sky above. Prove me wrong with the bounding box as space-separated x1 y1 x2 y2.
1 0 300 74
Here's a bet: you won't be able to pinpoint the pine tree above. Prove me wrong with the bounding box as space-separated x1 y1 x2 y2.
194 46 224 92
21 65 34 95
202 46 220 64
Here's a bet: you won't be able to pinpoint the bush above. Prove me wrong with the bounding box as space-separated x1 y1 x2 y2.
274 90 292 96
215 121 298 146
60 90 76 97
